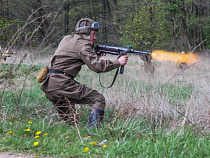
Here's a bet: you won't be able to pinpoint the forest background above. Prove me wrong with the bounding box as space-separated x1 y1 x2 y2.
0 0 210 52
0 0 210 157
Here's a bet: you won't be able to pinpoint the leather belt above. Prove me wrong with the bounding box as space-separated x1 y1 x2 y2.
48 69 73 78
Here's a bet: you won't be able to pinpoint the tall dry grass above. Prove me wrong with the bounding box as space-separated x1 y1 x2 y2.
98 53 209 133
3 49 210 133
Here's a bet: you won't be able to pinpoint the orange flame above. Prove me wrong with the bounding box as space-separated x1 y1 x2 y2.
151 50 199 64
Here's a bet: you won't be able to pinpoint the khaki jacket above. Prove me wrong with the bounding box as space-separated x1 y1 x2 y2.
41 33 120 92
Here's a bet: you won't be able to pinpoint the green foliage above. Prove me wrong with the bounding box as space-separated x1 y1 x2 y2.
0 64 49 120
0 62 209 157
201 18 210 49
0 0 209 51
0 116 209 157
120 0 172 50
160 80 194 105
166 0 210 50
0 17 23 46
0 64 42 83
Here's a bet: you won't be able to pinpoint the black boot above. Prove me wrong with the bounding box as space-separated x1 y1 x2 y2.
87 109 104 127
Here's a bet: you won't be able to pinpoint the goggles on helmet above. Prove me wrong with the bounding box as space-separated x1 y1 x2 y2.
76 21 99 31
91 22 99 31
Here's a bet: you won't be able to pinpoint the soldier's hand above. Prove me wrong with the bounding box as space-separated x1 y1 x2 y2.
118 55 128 66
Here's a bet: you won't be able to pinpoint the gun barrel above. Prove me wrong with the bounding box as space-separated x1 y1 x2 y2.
130 49 150 55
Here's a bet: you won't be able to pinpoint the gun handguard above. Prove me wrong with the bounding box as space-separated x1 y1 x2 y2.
95 44 151 56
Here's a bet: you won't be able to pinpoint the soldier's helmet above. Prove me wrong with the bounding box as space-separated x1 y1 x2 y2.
75 18 99 35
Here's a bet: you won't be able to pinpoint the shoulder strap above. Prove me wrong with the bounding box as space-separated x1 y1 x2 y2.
99 67 119 88
99 53 125 88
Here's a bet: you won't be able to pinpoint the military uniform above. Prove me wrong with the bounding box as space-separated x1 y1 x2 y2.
40 33 120 122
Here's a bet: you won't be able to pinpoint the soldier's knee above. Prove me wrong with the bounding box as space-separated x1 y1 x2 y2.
93 94 105 110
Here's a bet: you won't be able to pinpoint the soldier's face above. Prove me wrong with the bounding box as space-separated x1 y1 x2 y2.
90 30 97 43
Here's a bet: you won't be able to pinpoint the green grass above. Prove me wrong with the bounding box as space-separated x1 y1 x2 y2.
0 117 209 157
160 80 195 106
0 64 209 157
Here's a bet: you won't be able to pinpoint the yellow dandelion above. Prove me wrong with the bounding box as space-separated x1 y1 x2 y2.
36 131 41 135
35 136 40 139
33 142 38 146
43 133 48 137
84 147 89 152
90 142 96 146
8 131 13 134
103 145 107 148
25 129 30 132
28 121 32 124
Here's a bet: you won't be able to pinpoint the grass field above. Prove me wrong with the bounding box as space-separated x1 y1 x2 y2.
0 50 209 157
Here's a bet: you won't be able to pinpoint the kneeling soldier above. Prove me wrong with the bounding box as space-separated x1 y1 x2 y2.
40 18 128 127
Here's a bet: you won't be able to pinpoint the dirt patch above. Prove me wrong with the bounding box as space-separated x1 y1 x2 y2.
0 152 34 158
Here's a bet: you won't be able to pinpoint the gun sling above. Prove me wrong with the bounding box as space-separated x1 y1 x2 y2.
98 51 127 88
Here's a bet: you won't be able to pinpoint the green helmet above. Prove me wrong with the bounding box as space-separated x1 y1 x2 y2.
75 18 99 35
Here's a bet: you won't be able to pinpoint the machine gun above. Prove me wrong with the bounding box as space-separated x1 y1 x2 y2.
94 44 154 88
95 44 153 74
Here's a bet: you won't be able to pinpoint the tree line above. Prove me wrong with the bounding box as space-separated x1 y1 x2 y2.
0 0 209 53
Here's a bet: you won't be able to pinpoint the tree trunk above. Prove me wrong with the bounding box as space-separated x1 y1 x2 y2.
64 2 70 34
37 0 45 42
0 0 3 18
102 0 107 43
